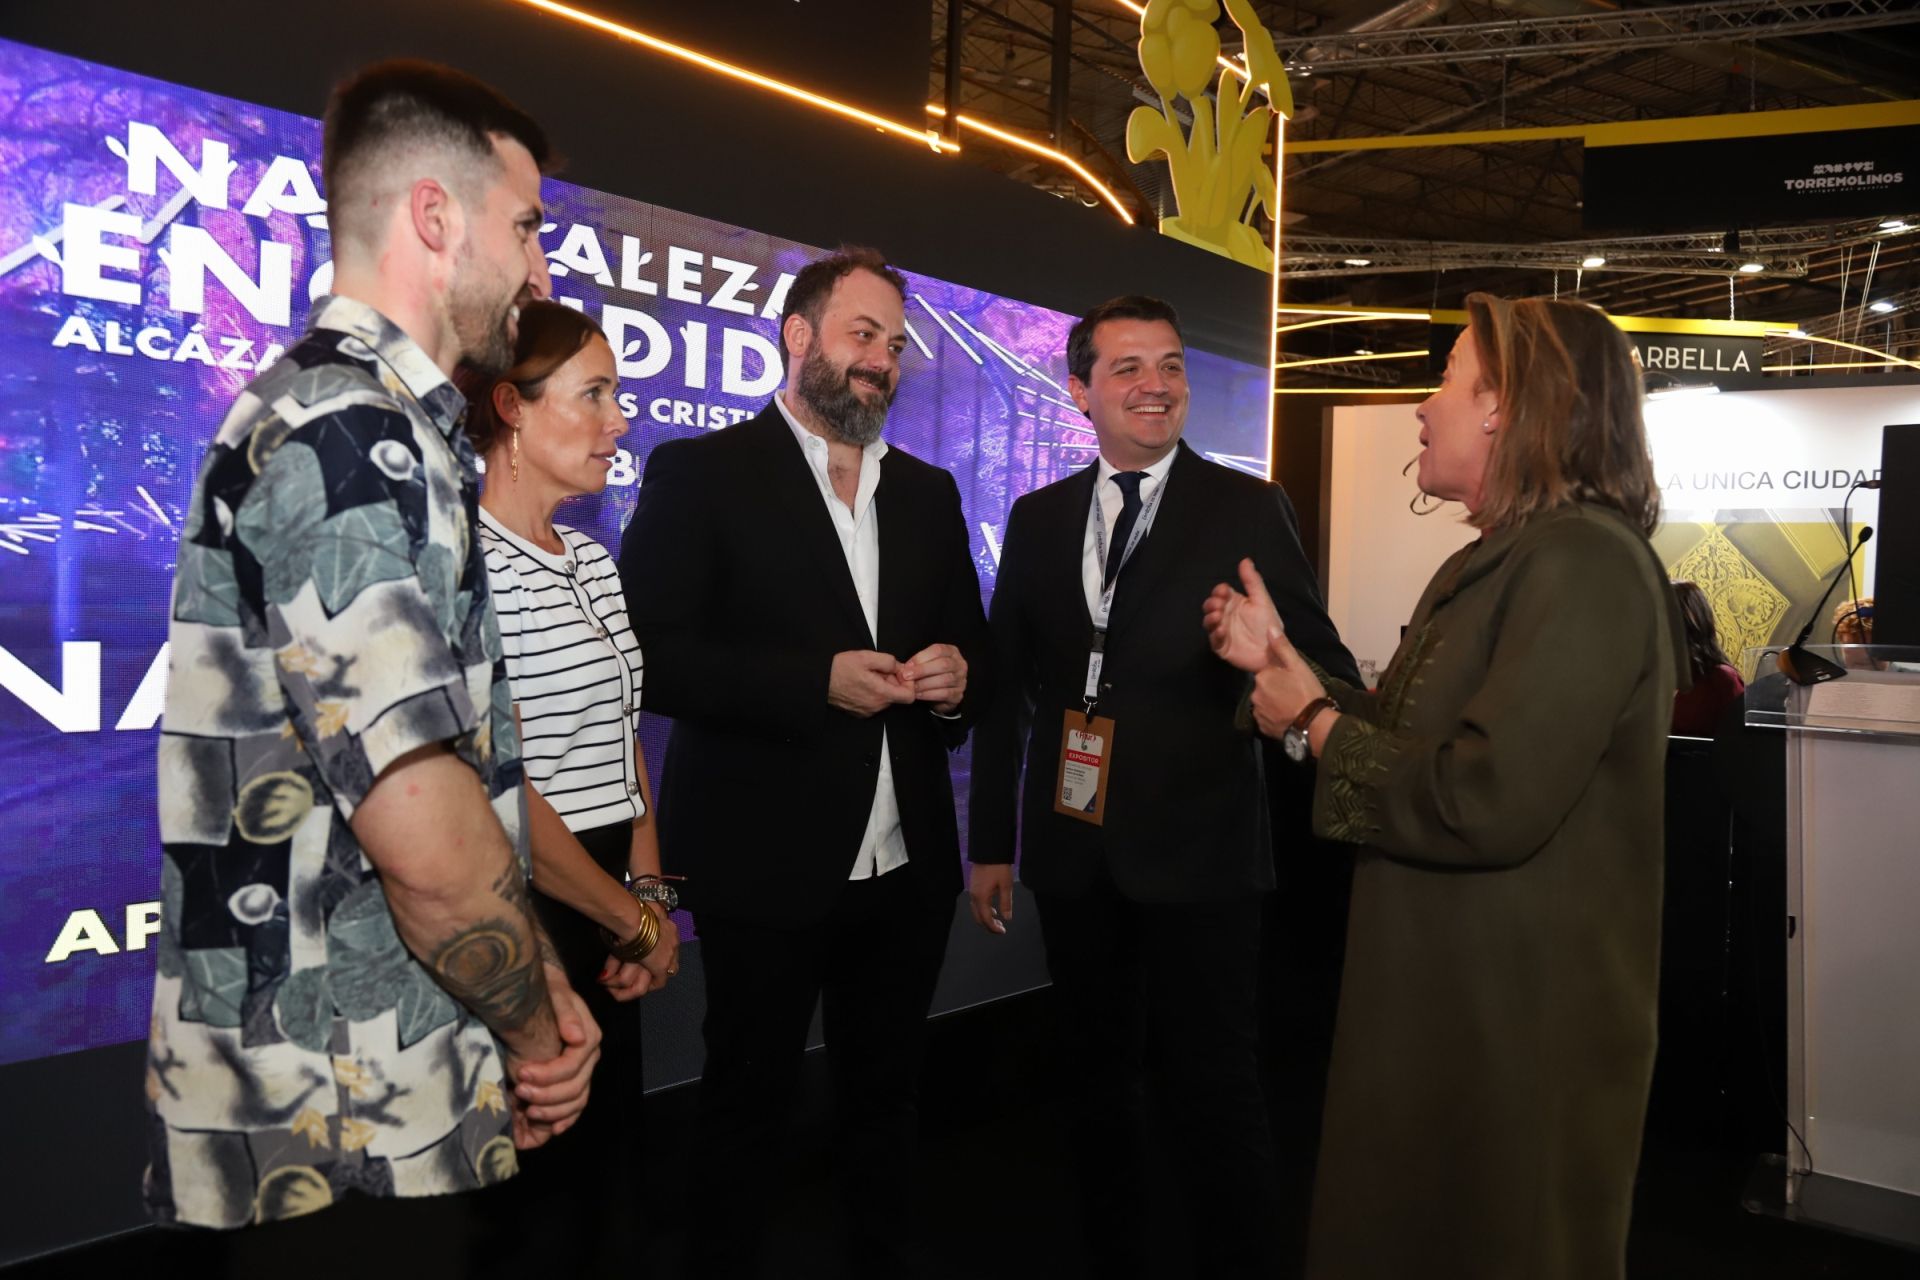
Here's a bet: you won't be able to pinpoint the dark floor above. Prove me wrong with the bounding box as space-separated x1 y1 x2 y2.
11 985 1916 1279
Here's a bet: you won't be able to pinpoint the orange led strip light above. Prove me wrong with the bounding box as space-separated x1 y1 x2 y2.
513 0 956 154
927 105 1135 225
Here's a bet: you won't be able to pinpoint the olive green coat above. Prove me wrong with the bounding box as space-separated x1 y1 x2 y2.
1306 503 1688 1280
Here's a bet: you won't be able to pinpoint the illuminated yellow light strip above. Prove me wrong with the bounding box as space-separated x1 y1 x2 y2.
1277 305 1791 337
924 106 1134 225
1276 386 1438 395
1276 305 1433 320
1769 329 1920 371
1287 101 1920 155
1610 315 1785 337
514 0 956 153
1266 116 1282 480
1762 360 1902 371
1274 349 1425 370
1278 313 1427 334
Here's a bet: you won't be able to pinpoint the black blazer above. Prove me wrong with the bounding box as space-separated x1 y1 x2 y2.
970 442 1360 903
619 406 989 926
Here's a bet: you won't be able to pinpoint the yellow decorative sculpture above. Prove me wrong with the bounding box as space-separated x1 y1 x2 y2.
1128 0 1293 271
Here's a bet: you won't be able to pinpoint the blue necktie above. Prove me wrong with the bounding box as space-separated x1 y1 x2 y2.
1104 471 1147 588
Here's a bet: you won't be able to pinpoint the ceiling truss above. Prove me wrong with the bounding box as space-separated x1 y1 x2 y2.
1279 0 1920 74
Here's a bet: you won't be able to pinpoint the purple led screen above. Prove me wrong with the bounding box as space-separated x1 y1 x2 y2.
0 38 1272 1066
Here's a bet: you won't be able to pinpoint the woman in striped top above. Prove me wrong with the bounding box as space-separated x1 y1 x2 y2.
466 301 673 1261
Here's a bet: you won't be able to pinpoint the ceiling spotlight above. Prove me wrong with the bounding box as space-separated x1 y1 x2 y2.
1581 255 1607 269
1880 220 1910 232
1343 258 1371 267
1870 300 1897 314
1738 260 1766 274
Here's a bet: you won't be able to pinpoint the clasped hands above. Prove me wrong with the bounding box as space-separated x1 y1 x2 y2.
597 901 681 1002
1203 557 1334 743
505 963 603 1151
830 644 967 717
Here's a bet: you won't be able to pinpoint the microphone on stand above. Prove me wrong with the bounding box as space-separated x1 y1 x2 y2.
1778 525 1872 686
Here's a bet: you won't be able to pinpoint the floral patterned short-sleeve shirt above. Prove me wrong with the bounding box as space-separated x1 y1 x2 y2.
145 295 527 1229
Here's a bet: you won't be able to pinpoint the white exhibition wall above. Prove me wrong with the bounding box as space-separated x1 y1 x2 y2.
1325 384 1916 683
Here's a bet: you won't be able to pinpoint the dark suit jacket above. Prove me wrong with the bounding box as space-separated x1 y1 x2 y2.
970 441 1360 903
619 405 989 927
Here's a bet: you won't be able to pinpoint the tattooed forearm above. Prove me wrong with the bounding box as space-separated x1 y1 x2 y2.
491 860 535 913
349 743 560 1057
533 920 561 971
430 916 549 1034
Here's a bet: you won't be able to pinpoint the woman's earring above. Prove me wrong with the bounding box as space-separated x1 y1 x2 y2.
510 428 520 482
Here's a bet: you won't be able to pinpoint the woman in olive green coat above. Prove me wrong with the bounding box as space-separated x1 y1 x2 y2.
1207 294 1688 1279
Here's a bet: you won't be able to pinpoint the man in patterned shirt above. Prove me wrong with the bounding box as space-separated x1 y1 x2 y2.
145 61 599 1234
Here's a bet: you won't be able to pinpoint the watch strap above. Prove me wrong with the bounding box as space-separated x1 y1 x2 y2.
1291 695 1339 736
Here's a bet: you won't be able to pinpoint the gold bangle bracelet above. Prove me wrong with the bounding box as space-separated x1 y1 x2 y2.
602 902 659 963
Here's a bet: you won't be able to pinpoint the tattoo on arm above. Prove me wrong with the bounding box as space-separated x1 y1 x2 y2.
430 919 547 1033
491 860 535 913
490 860 559 968
428 861 551 1034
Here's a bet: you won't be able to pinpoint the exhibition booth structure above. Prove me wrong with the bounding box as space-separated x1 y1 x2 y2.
1751 644 1920 1249
4 0 1920 1268
1324 384 1914 683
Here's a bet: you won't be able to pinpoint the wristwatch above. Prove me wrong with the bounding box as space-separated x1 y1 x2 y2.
1283 696 1339 763
625 876 680 913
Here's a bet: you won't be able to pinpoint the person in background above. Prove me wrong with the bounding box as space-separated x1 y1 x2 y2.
1671 580 1745 736
1834 596 1874 646
1207 292 1687 1280
146 60 597 1250
463 299 678 1270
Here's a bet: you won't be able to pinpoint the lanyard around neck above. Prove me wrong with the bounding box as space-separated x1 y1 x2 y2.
1083 466 1169 713
1089 467 1168 632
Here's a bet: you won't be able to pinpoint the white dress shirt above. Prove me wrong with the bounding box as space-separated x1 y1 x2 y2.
775 391 908 880
1081 449 1179 622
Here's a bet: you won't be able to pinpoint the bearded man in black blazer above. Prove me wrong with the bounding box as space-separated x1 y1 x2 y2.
619 248 987 1278
968 296 1360 1277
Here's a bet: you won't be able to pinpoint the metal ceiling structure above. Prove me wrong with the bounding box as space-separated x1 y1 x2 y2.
929 0 1920 380
1276 0 1918 74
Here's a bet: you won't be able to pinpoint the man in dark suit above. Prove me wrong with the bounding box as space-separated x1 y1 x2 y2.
968 295 1360 1277
618 248 988 1278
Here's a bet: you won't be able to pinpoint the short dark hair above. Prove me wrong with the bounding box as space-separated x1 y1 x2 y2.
779 247 908 362
459 300 604 456
323 60 553 247
1067 296 1183 384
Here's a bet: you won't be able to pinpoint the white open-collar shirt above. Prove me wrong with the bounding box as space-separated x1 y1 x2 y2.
775 390 906 880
